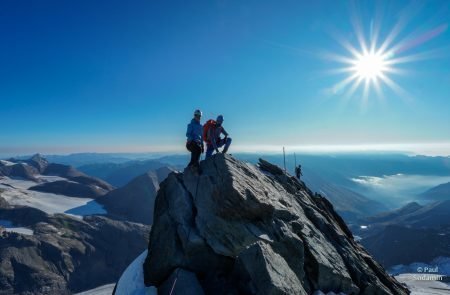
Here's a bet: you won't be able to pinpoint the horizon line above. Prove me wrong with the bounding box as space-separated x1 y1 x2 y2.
1 142 450 158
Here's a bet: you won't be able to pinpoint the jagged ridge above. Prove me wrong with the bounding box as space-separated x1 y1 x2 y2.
143 154 409 295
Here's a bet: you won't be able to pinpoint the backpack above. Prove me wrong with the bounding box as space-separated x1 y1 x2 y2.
203 119 216 143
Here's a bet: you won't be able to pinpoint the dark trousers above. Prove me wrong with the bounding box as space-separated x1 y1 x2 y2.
186 141 201 167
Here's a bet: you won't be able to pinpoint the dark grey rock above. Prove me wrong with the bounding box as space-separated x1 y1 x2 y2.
236 241 307 295
143 154 409 294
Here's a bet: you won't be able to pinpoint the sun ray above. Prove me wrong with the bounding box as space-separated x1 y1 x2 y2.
361 78 370 111
332 73 360 94
344 76 364 99
378 73 412 103
385 46 450 65
320 51 357 64
329 29 364 58
373 77 385 102
323 66 357 75
350 1 369 54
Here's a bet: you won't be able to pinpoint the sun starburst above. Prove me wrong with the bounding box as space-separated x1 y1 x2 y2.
323 2 448 108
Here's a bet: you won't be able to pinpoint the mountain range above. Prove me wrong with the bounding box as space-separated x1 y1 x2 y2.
0 155 161 294
0 154 113 198
356 200 450 270
78 160 178 187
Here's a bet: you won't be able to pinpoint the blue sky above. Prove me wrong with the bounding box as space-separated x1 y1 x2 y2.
1 0 449 156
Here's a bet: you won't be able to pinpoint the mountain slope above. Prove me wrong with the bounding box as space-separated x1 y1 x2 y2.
362 200 450 230
359 201 450 271
364 202 423 224
0 202 149 295
97 172 161 224
140 155 408 294
302 170 388 223
420 182 450 201
361 225 450 268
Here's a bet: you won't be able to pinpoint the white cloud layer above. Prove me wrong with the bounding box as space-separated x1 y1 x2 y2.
351 174 450 198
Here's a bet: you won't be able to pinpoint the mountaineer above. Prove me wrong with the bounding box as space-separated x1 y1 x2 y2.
186 109 204 169
295 164 303 180
203 115 232 159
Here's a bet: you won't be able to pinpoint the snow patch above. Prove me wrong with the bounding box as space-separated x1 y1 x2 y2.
0 160 15 166
0 177 37 190
65 200 107 217
37 175 69 183
0 177 107 218
115 250 157 295
0 219 34 235
396 273 450 295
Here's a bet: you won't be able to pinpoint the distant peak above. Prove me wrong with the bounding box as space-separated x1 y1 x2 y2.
29 153 49 173
31 153 46 161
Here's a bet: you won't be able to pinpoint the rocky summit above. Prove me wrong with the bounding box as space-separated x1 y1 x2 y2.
143 154 409 295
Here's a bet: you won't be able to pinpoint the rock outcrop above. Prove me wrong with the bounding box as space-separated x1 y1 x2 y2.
143 154 409 294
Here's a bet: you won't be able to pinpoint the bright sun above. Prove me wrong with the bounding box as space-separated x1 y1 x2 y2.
353 51 387 81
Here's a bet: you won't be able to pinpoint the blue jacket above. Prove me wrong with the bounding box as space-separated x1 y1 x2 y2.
186 119 203 144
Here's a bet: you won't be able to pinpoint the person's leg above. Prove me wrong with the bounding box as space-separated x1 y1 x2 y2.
192 143 201 167
186 142 195 167
205 144 214 159
216 139 225 148
222 137 232 153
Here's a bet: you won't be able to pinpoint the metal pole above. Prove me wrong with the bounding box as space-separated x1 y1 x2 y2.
283 147 287 181
294 152 297 169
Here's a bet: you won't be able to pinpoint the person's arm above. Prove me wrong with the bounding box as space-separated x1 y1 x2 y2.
222 127 229 138
186 123 192 142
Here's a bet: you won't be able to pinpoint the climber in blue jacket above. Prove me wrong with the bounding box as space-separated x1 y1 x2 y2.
186 109 204 168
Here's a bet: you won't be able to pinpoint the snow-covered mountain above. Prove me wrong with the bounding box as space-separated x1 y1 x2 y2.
0 155 151 294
